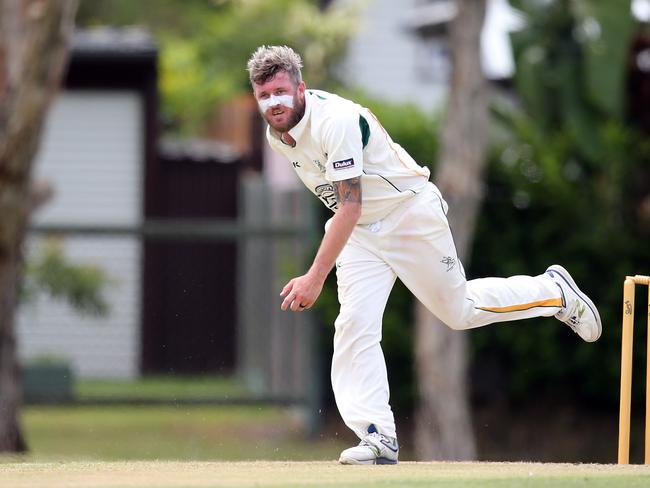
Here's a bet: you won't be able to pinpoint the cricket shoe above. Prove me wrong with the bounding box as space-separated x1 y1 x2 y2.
546 264 602 342
338 425 398 465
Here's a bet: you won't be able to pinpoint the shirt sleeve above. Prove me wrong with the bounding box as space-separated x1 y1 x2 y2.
322 111 364 182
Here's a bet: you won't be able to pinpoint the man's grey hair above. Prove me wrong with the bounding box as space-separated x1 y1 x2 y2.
247 45 303 86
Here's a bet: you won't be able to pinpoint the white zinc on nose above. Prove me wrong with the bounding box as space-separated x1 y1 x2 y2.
258 94 294 112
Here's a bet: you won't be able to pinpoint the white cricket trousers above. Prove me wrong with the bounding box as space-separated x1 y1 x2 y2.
330 182 563 440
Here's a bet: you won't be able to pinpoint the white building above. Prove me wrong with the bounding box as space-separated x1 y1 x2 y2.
334 0 523 111
17 28 158 379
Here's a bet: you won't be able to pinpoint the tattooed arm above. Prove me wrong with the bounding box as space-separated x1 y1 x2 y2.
280 177 362 311
332 176 362 207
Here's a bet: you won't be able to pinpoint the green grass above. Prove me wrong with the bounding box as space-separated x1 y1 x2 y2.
12 405 351 462
75 375 249 401
0 461 649 488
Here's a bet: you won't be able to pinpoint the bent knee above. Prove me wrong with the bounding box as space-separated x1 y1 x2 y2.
334 310 381 332
333 313 382 353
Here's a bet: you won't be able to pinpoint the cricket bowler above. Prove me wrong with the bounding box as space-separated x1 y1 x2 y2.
246 45 601 465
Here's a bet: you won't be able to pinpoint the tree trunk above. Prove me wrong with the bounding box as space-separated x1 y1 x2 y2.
0 0 78 452
414 0 488 460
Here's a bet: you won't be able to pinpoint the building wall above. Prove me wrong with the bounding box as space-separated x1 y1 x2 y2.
31 91 143 226
334 0 521 110
17 90 143 379
334 0 449 111
19 237 141 378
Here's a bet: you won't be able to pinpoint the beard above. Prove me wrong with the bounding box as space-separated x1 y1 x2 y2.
264 92 306 133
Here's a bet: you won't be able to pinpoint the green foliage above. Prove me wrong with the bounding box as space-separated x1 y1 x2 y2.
23 240 110 316
471 123 650 408
77 0 212 33
77 0 358 133
470 1 649 408
509 0 636 159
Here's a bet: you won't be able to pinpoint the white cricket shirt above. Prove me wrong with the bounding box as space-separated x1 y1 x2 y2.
267 90 431 225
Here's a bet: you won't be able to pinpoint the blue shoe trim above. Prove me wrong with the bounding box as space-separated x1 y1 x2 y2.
547 266 601 328
376 457 398 465
379 438 399 453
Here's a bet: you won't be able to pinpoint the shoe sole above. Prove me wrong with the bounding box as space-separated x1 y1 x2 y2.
547 264 602 342
339 456 398 465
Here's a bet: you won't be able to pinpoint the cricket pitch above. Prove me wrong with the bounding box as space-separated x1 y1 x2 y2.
1 460 650 488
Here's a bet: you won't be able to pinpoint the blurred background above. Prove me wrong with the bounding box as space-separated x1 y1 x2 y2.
3 0 650 464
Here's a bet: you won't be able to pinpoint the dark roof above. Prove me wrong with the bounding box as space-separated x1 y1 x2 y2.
71 27 158 59
159 138 241 165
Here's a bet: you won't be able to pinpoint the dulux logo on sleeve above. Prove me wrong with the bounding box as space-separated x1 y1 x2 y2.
333 158 354 170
